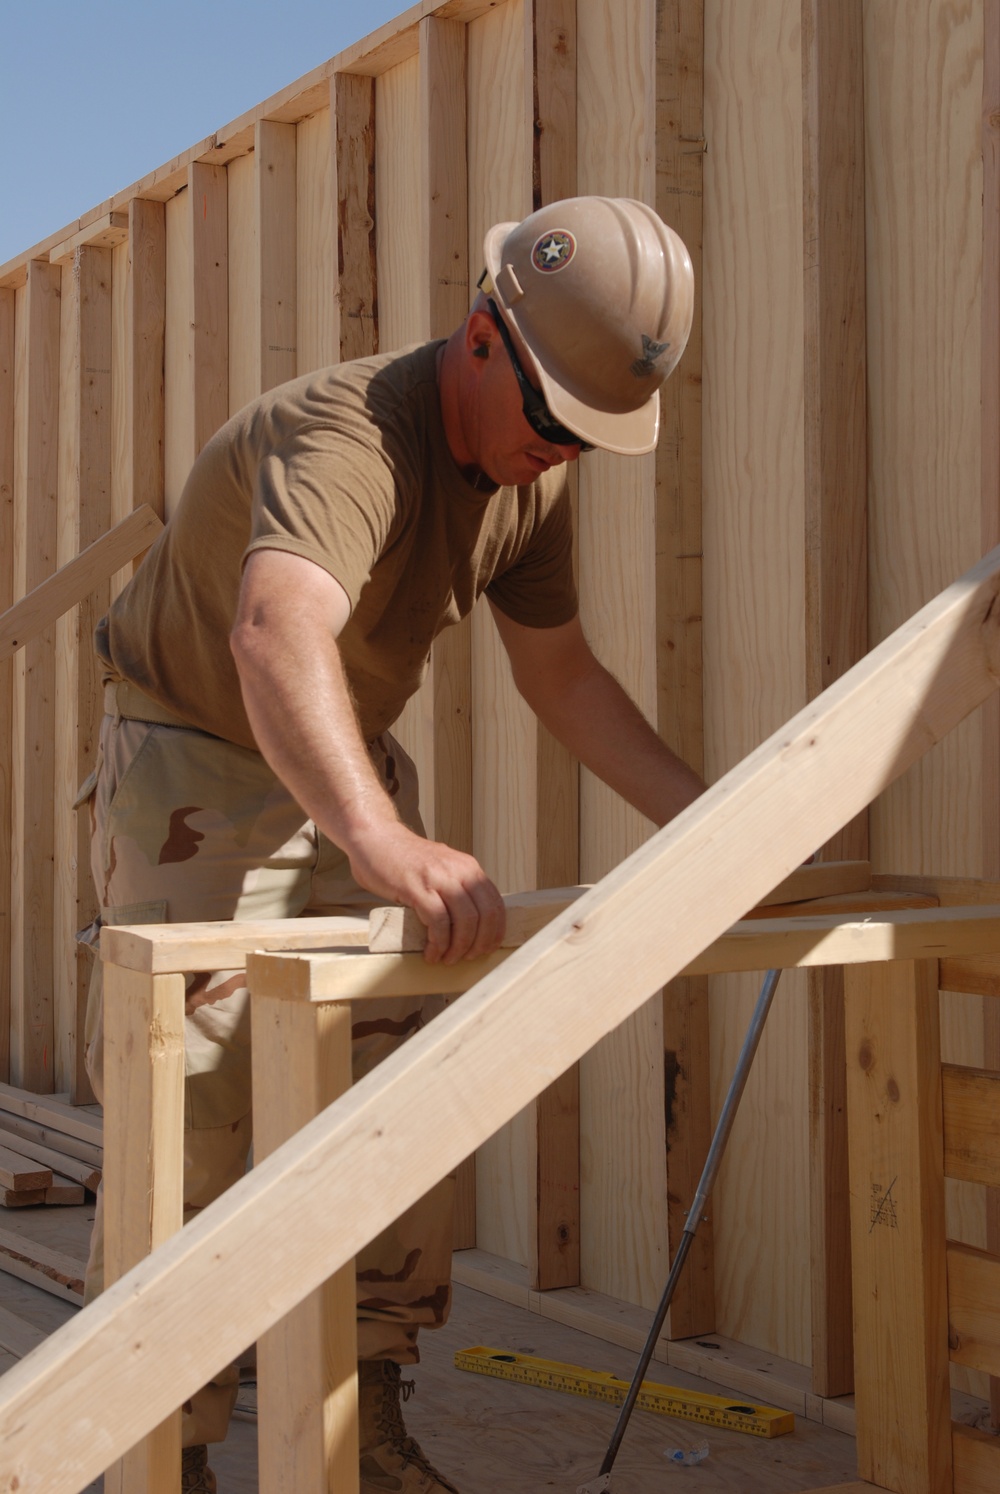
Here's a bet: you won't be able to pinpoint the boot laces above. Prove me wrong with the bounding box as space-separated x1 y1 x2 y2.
376 1362 445 1481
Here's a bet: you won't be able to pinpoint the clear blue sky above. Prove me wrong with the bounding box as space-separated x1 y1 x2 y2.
0 0 409 268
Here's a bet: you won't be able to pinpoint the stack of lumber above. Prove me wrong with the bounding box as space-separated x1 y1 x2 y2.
0 1084 101 1208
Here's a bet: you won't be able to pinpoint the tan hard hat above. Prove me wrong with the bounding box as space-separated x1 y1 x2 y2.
483 196 694 456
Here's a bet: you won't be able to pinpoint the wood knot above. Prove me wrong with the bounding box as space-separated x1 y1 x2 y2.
886 1076 900 1103
858 1039 875 1071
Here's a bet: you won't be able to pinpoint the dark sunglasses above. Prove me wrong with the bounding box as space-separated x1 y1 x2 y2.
484 299 594 453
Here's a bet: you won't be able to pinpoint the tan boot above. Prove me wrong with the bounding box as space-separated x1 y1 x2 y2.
358 1360 461 1493
180 1444 217 1494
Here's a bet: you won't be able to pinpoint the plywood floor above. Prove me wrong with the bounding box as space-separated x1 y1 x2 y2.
0 1203 861 1493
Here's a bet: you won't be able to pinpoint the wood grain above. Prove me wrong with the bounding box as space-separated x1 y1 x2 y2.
190 161 229 453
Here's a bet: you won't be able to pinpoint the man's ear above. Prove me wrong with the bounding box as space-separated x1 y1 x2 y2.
466 305 495 364
472 344 490 360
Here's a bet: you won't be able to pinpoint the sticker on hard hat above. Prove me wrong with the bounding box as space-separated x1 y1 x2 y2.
631 334 671 377
531 230 576 273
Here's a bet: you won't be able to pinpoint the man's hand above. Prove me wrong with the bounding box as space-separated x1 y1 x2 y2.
232 550 506 965
348 821 506 965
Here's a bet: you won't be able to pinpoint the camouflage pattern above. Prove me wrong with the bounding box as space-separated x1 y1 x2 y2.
82 703 455 1444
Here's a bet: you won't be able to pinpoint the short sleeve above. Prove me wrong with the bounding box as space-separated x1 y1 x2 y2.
244 424 403 611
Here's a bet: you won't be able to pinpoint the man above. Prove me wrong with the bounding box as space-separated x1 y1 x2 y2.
82 194 703 1492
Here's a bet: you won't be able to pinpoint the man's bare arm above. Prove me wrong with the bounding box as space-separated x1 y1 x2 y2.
489 603 706 826
230 549 505 962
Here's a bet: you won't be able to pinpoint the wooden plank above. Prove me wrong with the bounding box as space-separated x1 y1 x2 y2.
3 539 1000 1488
984 0 1000 1417
863 0 981 877
47 212 129 265
655 0 709 1341
44 1176 85 1206
53 245 112 1098
844 960 951 1493
0 1188 48 1208
369 885 587 952
0 1145 51 1191
530 0 582 1294
0 1225 84 1303
662 970 712 1337
806 31 867 1426
0 1081 103 1143
11 257 61 1092
124 199 165 521
952 1422 1000 1493
102 964 184 1494
0 287 14 1082
419 13 476 1251
0 1113 101 1170
257 119 298 392
703 0 811 1369
333 73 377 362
466 0 537 1279
264 905 1000 1005
189 162 229 455
296 107 337 373
101 912 369 975
0 504 162 662
227 151 257 415
0 1128 100 1191
0 1304 46 1359
942 1063 1000 1188
251 978 358 1494
947 1240 1000 1378
164 186 196 511
576 0 667 1317
760 860 870 907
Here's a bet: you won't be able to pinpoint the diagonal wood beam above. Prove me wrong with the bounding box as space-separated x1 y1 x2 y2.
2 543 1000 1491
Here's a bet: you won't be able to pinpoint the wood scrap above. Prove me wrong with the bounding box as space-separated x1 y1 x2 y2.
0 1226 85 1303
0 1128 101 1192
0 1190 47 1208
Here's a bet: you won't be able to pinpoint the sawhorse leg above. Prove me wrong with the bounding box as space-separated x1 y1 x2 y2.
102 962 186 1494
844 959 951 1494
251 965 359 1494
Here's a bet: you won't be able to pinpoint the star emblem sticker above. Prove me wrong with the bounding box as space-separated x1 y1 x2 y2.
531 229 576 272
630 334 671 377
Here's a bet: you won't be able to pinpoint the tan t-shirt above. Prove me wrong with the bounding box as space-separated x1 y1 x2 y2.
97 341 578 750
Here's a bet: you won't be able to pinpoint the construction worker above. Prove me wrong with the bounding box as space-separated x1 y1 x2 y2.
81 195 703 1493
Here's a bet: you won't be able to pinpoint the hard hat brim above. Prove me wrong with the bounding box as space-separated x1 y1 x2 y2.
483 221 661 457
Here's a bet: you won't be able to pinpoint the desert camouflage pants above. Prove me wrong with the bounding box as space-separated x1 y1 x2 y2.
82 692 454 1445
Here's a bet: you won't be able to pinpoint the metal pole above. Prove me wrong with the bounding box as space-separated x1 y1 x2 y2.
595 967 783 1480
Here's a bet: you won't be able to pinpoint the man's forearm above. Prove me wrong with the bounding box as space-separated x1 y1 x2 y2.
532 660 705 827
